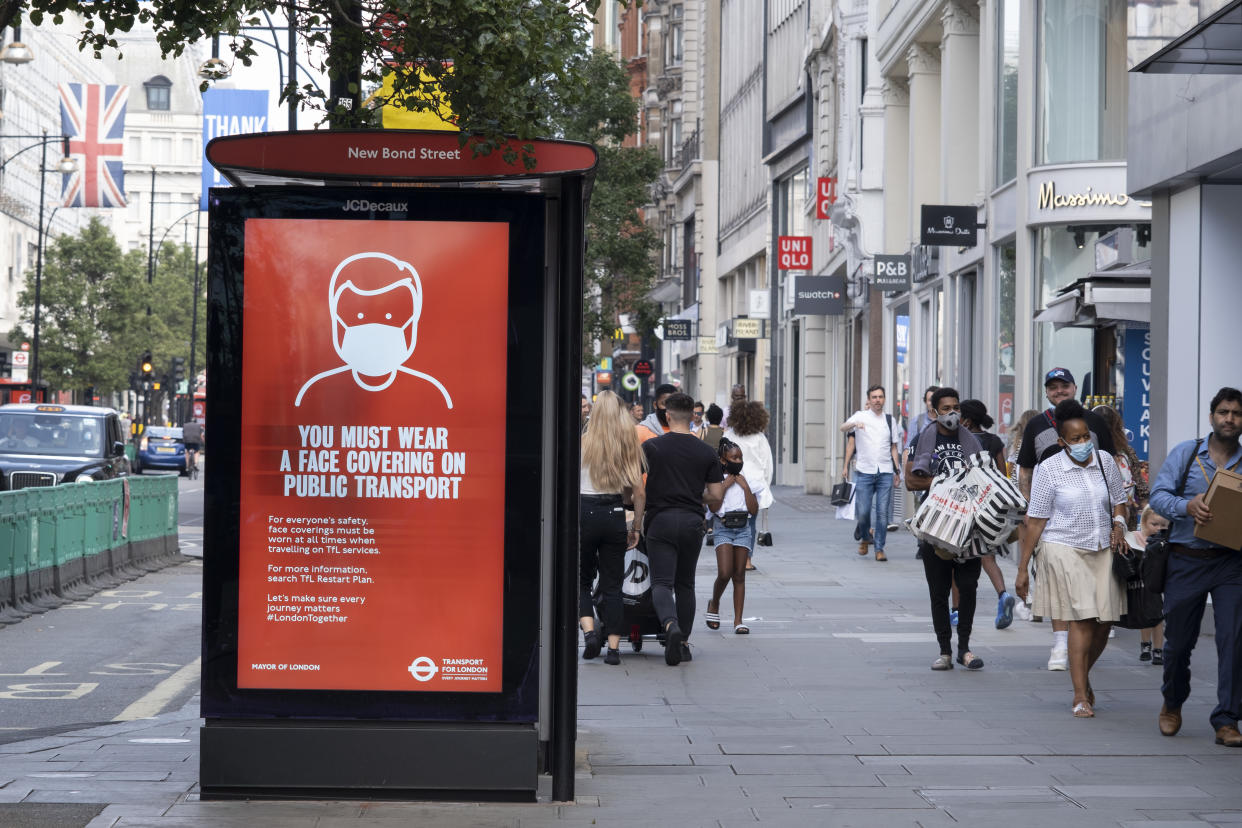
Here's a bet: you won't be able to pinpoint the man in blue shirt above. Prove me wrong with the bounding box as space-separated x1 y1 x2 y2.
1150 386 1242 746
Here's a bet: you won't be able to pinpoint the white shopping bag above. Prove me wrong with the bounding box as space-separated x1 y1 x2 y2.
835 497 855 521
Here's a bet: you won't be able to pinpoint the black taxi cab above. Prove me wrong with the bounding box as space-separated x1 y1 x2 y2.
0 403 131 490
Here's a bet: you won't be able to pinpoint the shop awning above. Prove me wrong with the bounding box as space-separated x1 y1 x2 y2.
1131 0 1242 75
1034 260 1151 328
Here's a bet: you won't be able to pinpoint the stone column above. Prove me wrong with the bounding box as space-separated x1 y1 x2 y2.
881 78 910 254
940 1 981 203
906 42 941 247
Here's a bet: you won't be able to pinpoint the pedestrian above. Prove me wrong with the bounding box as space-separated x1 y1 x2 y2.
1093 404 1143 527
642 392 725 666
725 400 774 568
692 401 705 435
721 383 747 428
1006 409 1042 484
960 399 1018 629
839 384 903 562
630 401 644 423
905 386 939 452
1015 399 1129 718
581 393 592 429
704 437 765 635
905 387 986 671
1017 368 1116 671
637 383 677 443
1150 386 1242 746
699 403 725 451
578 391 646 666
1125 505 1170 666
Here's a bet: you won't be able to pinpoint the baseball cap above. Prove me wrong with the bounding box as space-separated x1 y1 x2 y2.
1044 367 1075 386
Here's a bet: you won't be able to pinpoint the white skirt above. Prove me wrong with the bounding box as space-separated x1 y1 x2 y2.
1032 540 1126 623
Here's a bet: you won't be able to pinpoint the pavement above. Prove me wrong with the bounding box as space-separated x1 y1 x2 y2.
2 486 1241 827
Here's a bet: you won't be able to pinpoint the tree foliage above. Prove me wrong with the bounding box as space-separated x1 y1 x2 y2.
6 0 601 166
549 49 662 366
13 217 205 401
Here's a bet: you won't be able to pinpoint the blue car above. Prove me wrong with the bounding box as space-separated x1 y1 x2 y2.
137 426 188 475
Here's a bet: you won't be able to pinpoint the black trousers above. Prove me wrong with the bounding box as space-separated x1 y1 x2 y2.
920 542 982 656
579 498 628 634
645 510 705 636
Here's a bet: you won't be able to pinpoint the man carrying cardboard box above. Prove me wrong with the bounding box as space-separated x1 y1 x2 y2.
1150 387 1242 747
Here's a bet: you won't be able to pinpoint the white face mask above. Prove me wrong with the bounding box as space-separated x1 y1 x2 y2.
338 319 415 376
330 277 420 377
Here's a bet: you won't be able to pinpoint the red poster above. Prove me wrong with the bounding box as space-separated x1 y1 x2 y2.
236 218 509 692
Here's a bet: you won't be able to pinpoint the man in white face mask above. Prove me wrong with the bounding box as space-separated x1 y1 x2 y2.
295 252 453 408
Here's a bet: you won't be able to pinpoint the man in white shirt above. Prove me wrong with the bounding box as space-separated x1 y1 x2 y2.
840 385 904 561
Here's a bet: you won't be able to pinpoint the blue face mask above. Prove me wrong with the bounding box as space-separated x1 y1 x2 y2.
1067 441 1094 462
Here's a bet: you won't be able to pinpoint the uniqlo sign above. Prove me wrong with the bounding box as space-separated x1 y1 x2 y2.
777 235 812 270
815 177 837 219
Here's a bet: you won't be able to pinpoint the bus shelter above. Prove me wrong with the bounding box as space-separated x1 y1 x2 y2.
199 130 594 801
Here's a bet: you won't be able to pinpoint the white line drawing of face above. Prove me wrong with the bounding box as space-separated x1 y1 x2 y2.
294 251 453 409
330 252 422 377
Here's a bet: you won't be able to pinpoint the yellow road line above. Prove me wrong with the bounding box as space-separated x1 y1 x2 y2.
112 656 200 722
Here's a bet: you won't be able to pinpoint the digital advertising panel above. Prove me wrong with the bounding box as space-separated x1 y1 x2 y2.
237 218 508 693
203 186 547 723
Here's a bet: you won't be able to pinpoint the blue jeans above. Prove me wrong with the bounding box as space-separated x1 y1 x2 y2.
854 471 893 552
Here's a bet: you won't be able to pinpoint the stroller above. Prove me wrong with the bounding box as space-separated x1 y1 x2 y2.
593 539 663 652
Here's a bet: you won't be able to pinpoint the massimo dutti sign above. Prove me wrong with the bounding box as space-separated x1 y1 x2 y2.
919 204 978 247
1027 165 1152 226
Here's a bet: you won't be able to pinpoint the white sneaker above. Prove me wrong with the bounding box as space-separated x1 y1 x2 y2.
1013 600 1033 622
1048 647 1069 671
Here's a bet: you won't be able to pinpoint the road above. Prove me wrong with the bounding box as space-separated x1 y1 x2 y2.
0 469 204 746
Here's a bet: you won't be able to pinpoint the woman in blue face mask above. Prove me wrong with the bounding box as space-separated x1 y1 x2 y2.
1015 399 1131 719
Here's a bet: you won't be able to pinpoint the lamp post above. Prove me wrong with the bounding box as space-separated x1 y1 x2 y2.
0 132 77 391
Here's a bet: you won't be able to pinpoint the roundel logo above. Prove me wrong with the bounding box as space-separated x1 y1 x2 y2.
407 657 438 682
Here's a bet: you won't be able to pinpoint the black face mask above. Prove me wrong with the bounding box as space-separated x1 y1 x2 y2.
655 407 669 427
723 460 743 475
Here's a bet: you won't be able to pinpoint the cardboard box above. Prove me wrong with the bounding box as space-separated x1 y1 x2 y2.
1194 467 1242 550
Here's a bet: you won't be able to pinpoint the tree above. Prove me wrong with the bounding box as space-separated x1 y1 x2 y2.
11 217 205 401
9 0 602 166
548 49 663 365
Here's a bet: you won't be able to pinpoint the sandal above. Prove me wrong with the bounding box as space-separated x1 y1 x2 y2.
704 606 720 630
745 563 757 571
875 551 888 562
734 623 750 634
931 654 953 671
1072 701 1094 718
956 651 984 670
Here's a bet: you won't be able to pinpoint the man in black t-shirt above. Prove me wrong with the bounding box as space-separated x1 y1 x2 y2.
906 388 986 672
643 392 725 666
1015 368 1115 671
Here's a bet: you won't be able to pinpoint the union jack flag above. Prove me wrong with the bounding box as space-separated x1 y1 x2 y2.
58 83 128 208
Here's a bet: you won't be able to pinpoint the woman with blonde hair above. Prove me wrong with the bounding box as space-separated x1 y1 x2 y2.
580 390 646 665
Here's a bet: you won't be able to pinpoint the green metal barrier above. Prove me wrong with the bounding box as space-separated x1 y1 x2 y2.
0 475 180 621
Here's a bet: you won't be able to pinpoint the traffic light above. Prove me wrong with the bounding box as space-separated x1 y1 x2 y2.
172 356 186 384
140 351 154 381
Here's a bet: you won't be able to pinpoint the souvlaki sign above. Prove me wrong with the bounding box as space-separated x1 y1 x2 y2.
1028 166 1151 225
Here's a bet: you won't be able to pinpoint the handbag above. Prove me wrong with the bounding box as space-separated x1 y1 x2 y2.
1142 531 1172 593
1117 574 1165 630
829 479 855 506
719 510 749 530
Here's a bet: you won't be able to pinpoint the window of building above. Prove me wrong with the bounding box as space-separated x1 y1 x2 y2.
996 243 1017 434
1037 0 1127 164
775 167 809 238
995 0 1019 184
144 75 172 111
666 6 684 67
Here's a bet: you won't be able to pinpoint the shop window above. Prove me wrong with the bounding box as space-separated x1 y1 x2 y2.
996 244 1016 434
1037 0 1127 164
144 75 172 111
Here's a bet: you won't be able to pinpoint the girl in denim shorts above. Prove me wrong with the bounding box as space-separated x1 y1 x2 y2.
703 439 765 634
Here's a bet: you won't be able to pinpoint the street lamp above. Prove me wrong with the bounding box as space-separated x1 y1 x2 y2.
0 26 34 65
0 132 78 390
